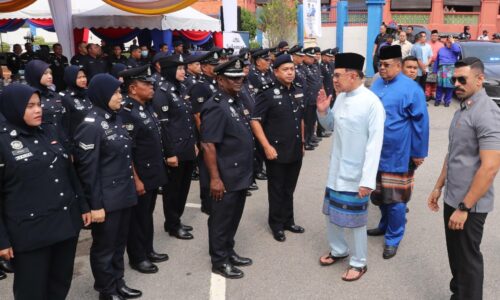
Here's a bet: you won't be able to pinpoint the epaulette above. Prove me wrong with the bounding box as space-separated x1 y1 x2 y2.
123 101 134 112
261 81 275 91
59 92 65 96
294 81 303 88
213 92 223 103
160 83 169 92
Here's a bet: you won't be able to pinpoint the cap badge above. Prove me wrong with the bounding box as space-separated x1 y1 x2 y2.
235 60 241 69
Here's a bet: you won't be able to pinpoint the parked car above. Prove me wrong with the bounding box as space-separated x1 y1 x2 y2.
458 41 500 106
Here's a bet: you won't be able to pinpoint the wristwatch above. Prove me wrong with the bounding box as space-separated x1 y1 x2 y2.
458 202 471 212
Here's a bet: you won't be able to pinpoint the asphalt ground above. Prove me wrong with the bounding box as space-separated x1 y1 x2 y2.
1 99 500 300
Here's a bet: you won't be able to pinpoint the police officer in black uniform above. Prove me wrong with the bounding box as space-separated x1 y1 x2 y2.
107 45 128 69
118 65 169 274
302 47 323 149
152 54 197 240
0 112 8 281
250 54 306 242
184 54 204 90
71 42 88 66
74 74 142 300
318 48 335 138
151 52 169 90
84 43 109 81
126 45 143 69
49 43 69 92
19 42 37 65
247 49 273 93
201 57 254 279
6 44 24 82
60 65 93 147
0 83 91 300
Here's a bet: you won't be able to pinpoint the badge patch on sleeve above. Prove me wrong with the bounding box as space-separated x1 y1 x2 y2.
79 142 95 150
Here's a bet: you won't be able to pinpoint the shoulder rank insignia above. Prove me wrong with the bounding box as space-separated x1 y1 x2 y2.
84 117 95 123
123 102 133 112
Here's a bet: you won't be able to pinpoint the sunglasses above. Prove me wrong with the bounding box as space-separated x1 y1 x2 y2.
450 76 467 85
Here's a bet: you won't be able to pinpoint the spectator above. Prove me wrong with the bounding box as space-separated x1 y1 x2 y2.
126 45 142 68
392 31 413 58
372 23 387 73
83 43 108 81
426 30 444 101
173 40 184 55
6 44 23 81
458 26 471 40
433 35 461 107
477 30 489 41
402 56 419 81
405 26 415 43
410 32 432 90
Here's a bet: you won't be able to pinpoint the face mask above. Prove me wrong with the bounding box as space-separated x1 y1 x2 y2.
141 50 149 58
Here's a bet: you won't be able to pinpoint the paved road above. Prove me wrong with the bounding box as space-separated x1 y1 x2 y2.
1 100 500 300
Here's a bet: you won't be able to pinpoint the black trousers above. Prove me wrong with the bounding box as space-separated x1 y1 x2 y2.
304 105 317 144
163 160 194 231
199 158 211 213
91 208 131 295
444 203 487 300
253 143 265 177
265 159 302 232
417 73 427 91
208 189 247 267
127 189 158 264
12 237 78 300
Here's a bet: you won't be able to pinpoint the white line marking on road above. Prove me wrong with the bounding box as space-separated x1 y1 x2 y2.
185 203 201 208
209 273 226 300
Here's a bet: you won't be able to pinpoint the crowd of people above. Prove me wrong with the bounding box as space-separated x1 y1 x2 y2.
0 32 498 300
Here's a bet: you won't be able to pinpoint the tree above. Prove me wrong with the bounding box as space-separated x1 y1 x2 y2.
258 0 297 47
241 8 257 40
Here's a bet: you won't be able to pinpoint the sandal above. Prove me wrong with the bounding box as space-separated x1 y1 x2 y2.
341 265 367 282
319 252 349 266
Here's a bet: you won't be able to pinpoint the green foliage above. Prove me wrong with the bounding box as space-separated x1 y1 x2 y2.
33 36 46 45
258 0 297 47
1 42 9 52
249 40 261 49
241 8 257 40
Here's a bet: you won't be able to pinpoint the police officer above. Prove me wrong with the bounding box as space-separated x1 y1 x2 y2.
6 44 24 82
71 41 88 67
20 42 37 65
107 45 128 69
118 65 169 274
302 47 323 149
248 49 273 93
185 49 221 214
74 74 141 300
250 54 306 242
318 48 335 138
0 83 91 300
184 54 204 90
49 43 69 92
60 66 93 144
83 43 109 81
126 45 142 69
201 57 254 279
0 112 10 281
153 54 197 240
151 52 169 90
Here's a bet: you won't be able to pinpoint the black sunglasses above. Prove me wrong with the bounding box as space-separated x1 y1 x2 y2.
450 76 467 85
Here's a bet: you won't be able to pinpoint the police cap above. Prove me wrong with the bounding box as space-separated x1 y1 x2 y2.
252 48 271 60
214 57 245 77
118 64 154 84
273 54 294 69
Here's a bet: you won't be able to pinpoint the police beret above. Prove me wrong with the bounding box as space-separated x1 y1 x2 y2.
252 48 270 59
152 51 169 64
303 47 315 57
289 45 304 56
379 45 402 60
118 64 154 83
278 41 289 49
159 54 186 69
214 57 245 77
335 53 365 71
273 54 294 69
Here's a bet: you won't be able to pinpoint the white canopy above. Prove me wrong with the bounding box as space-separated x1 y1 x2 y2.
0 0 103 20
73 5 221 32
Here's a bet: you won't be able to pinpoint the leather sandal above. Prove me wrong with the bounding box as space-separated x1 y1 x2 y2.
319 252 349 266
341 265 367 282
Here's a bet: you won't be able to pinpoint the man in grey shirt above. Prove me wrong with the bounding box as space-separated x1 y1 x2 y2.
427 57 500 300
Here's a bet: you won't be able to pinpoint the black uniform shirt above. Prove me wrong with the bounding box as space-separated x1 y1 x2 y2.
153 81 197 161
320 61 334 97
252 81 305 163
239 79 257 115
41 89 66 132
60 89 93 140
49 54 69 92
118 96 167 190
70 53 88 67
248 67 273 94
107 55 128 68
6 53 23 76
201 91 254 192
73 107 137 212
83 55 108 81
186 74 218 114
0 124 87 252
305 63 323 106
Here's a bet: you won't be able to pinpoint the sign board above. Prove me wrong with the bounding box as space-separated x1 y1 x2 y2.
223 31 250 54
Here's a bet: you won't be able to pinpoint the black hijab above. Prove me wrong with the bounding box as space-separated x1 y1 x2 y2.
25 59 50 92
0 83 39 131
110 63 127 79
160 54 183 90
64 65 86 97
87 73 121 114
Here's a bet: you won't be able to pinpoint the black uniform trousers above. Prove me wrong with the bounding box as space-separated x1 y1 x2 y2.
91 208 131 295
12 237 78 300
199 157 211 213
209 190 247 267
304 105 317 144
127 189 158 264
265 159 302 232
253 143 265 177
444 203 487 300
163 160 195 231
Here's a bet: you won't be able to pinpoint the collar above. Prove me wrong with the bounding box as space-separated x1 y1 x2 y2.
383 72 402 85
460 88 487 111
345 84 364 97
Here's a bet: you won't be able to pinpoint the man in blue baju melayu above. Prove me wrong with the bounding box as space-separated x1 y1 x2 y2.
316 53 385 281
368 45 430 259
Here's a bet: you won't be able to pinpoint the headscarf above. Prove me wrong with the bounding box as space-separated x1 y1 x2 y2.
63 65 87 97
0 83 39 131
87 73 122 114
25 59 50 91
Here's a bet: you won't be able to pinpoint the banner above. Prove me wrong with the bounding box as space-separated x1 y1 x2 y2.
303 0 322 38
223 32 249 54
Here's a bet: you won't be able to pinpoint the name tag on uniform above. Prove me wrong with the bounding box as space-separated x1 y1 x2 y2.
273 95 283 99
15 152 34 161
295 93 304 98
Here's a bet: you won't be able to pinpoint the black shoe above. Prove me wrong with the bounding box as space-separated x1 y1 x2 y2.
201 207 210 215
157 187 163 195
117 285 142 299
212 264 244 279
444 103 450 107
406 207 409 213
312 136 322 142
248 182 259 191
272 230 286 242
99 294 124 300
284 224 305 233
367 228 385 236
191 172 199 181
0 270 6 280
246 190 252 197
130 260 158 274
255 172 267 180
304 144 315 151
181 223 193 231
169 228 193 240
434 101 440 107
318 132 332 138
310 141 319 147
148 251 169 263
229 254 253 267
383 245 398 259
0 259 14 273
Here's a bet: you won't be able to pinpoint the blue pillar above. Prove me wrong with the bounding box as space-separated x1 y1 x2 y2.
297 4 304 46
163 29 173 54
336 1 348 52
256 6 263 46
365 0 385 77
29 24 37 37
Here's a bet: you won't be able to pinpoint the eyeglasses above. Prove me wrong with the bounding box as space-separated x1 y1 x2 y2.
450 76 467 85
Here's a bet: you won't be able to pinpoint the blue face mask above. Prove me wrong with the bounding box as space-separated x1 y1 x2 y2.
141 50 149 57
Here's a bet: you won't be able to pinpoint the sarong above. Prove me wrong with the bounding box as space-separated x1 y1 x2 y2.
370 171 415 206
322 188 369 228
437 64 455 88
